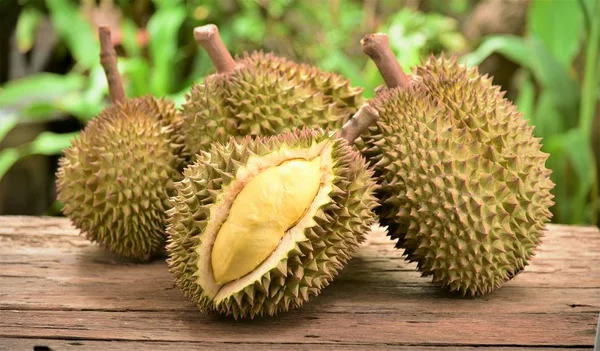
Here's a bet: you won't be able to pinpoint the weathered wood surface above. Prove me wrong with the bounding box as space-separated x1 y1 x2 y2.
0 216 598 350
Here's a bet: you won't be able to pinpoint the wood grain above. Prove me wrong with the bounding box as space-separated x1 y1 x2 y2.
0 216 598 350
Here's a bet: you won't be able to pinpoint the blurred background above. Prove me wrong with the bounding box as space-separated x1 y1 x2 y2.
0 0 598 226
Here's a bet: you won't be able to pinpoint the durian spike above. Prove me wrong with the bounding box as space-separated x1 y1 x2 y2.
337 104 379 144
99 27 126 103
361 33 410 88
194 24 236 73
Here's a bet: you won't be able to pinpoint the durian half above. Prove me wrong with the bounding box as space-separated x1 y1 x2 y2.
167 107 380 319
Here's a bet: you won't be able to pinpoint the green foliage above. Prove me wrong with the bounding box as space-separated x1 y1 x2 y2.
11 0 595 225
463 0 600 224
1 0 462 189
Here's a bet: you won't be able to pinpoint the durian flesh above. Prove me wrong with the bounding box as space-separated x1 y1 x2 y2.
211 157 322 284
167 129 378 319
358 57 555 296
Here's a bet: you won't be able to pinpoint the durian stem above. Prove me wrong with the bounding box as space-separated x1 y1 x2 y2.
337 104 379 144
194 24 236 74
361 33 410 88
99 27 126 104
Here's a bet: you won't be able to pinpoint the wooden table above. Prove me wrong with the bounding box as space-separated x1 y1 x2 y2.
0 216 598 350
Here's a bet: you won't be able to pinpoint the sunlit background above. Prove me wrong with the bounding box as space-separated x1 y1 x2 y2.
0 0 598 226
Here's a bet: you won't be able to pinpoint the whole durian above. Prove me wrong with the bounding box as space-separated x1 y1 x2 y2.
166 106 379 319
179 24 363 159
56 28 184 260
358 34 555 296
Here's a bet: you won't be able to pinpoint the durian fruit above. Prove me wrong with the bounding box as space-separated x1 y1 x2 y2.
179 24 363 159
358 33 555 296
56 27 184 260
166 106 380 319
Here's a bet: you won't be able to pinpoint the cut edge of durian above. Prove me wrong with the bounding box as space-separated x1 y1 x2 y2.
191 140 336 303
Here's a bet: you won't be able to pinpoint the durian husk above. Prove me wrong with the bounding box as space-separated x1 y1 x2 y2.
180 52 363 160
166 128 378 319
358 56 555 296
56 96 184 260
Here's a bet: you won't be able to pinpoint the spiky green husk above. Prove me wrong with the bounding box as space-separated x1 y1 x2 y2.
180 52 363 159
166 129 378 319
359 57 554 295
56 96 184 260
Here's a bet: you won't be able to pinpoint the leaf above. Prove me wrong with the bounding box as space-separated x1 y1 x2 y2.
318 50 366 89
46 0 99 70
0 73 84 106
543 138 568 222
460 35 533 68
534 91 565 139
0 73 86 122
462 35 579 120
528 0 583 66
0 132 79 180
120 18 142 58
167 85 192 108
515 71 535 124
147 5 186 95
0 148 20 181
528 36 580 124
562 129 595 223
119 57 150 97
29 131 78 155
0 115 17 140
15 7 42 53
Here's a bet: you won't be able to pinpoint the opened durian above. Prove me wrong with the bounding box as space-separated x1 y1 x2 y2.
358 34 554 296
166 106 379 319
180 24 363 159
56 27 184 260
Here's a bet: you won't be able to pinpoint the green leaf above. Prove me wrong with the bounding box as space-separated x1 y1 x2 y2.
120 18 142 58
528 37 580 123
515 71 535 124
29 131 78 155
462 35 579 120
147 6 186 95
119 57 150 97
318 50 365 89
0 148 20 181
534 91 565 138
46 0 99 70
460 35 533 68
0 132 78 180
0 117 18 142
562 129 595 223
528 0 583 66
0 73 84 106
0 73 86 122
15 7 42 53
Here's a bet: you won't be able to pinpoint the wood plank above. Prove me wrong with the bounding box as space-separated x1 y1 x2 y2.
0 310 597 347
1 216 598 348
0 338 593 351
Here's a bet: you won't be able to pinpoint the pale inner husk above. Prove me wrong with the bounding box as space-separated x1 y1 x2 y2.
194 140 335 302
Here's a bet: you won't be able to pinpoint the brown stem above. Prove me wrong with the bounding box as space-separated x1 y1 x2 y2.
194 24 236 74
361 33 410 88
336 104 380 144
99 27 126 104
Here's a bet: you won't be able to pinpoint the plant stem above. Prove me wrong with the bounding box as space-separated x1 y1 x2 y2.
193 24 236 74
99 27 126 104
361 33 410 88
337 104 379 144
579 0 600 225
